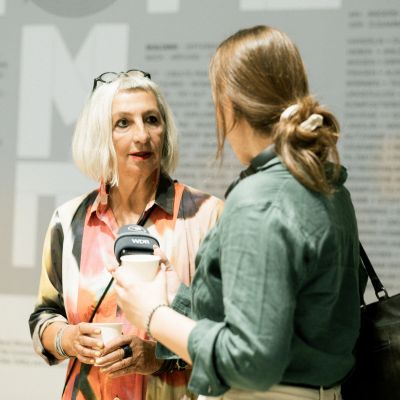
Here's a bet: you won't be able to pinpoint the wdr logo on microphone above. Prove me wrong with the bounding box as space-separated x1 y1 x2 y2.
131 238 151 245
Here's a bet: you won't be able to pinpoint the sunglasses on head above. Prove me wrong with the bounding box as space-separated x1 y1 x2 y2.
92 69 151 92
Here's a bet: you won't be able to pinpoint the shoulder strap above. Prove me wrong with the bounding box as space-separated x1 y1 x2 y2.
359 242 389 301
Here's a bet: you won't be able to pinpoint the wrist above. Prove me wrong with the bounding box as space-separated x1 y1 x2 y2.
146 304 169 340
62 324 79 358
152 358 189 376
54 324 69 359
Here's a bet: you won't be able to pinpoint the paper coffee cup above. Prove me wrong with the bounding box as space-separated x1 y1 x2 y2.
119 254 160 282
91 322 123 345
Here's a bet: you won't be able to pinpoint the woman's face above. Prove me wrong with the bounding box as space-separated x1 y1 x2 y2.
112 89 165 183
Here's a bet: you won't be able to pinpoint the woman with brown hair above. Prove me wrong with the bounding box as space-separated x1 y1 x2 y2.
112 26 362 400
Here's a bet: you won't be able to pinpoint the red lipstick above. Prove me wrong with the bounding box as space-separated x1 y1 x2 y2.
129 151 152 160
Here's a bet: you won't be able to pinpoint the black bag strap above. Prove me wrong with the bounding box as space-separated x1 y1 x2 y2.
359 242 389 301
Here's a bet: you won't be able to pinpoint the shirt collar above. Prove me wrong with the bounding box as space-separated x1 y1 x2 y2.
90 172 177 219
225 144 276 198
153 172 175 215
250 143 277 171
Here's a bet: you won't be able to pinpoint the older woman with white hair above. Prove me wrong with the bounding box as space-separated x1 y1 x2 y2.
29 69 223 400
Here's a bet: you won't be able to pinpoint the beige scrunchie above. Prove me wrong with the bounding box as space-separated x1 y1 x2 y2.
280 104 323 132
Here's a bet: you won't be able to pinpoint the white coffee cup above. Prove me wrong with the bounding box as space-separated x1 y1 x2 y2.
91 322 123 345
119 254 161 282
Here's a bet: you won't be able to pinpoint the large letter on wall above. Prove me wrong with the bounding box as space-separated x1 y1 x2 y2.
147 0 180 13
0 0 6 15
13 24 129 267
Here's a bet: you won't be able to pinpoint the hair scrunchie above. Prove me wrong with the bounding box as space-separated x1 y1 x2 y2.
280 104 323 132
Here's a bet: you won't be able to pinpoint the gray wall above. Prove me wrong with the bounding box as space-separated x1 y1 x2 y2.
1 0 399 398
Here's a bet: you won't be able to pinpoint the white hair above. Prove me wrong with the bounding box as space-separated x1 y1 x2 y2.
72 73 179 186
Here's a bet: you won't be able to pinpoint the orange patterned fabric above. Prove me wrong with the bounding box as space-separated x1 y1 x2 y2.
29 174 223 400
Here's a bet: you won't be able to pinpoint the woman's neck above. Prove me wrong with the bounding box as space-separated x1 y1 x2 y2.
109 171 159 226
226 117 273 166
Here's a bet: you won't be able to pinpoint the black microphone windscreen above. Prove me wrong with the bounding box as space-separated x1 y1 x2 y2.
113 224 160 263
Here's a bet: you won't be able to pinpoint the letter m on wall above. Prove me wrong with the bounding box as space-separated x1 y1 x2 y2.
17 24 129 158
13 24 129 268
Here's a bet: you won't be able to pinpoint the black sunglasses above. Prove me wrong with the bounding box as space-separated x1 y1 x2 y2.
92 69 151 92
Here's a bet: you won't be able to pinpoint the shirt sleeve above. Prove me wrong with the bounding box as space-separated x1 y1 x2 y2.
188 202 311 395
29 209 68 365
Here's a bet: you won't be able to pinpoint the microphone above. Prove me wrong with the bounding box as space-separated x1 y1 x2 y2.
114 224 160 264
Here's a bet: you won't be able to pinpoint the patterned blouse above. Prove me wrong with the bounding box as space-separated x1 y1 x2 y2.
29 173 223 400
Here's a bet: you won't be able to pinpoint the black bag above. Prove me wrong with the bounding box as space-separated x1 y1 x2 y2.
342 243 400 400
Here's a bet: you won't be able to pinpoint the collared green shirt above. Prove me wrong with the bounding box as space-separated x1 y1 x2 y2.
187 156 362 396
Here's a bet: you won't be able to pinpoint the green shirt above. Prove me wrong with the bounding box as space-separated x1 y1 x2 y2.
187 156 361 396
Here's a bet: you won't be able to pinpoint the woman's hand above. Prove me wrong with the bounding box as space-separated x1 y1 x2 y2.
154 247 181 304
113 265 168 331
62 322 104 364
95 334 163 377
108 247 172 330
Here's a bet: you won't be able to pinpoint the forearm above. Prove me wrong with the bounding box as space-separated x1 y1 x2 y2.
149 306 196 365
42 322 77 360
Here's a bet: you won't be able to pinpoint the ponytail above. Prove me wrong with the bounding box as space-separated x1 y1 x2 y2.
273 96 340 195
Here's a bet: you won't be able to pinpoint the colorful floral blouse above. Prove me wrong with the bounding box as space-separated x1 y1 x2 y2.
29 173 223 400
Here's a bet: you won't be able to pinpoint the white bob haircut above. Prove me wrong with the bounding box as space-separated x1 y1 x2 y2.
72 72 179 187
